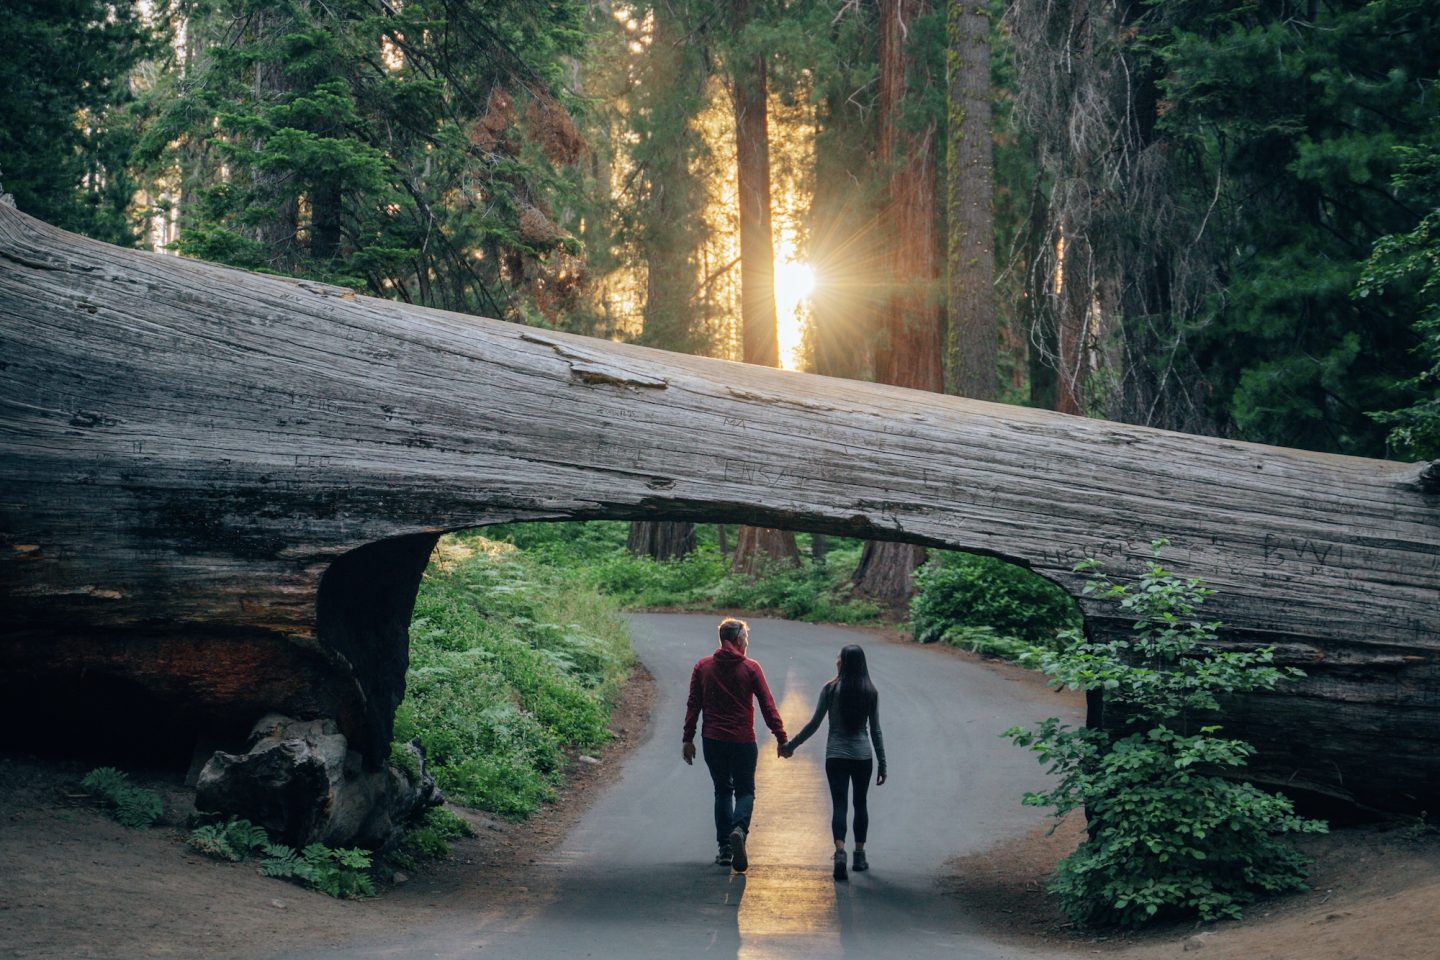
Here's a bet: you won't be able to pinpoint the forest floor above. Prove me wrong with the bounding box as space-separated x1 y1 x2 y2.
2 646 1437 960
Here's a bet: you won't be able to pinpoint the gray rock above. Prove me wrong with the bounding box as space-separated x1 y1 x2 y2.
194 714 441 848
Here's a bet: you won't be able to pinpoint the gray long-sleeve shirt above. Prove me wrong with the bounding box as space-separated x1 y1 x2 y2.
785 680 886 774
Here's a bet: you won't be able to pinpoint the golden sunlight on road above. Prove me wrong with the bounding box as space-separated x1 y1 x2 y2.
736 688 838 955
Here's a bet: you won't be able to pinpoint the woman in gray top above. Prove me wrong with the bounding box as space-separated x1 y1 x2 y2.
781 644 886 880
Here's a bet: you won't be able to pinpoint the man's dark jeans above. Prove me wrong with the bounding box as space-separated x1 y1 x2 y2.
702 737 758 846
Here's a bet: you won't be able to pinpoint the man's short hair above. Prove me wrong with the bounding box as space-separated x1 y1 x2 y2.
718 617 748 644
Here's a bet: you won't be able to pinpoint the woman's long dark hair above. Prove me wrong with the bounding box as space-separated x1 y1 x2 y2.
835 645 877 734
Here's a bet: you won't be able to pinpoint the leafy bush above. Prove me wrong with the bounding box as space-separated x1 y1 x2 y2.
397 534 633 817
911 552 1080 649
383 806 476 870
187 816 271 861
1007 543 1327 928
79 767 163 829
261 843 375 899
187 816 375 898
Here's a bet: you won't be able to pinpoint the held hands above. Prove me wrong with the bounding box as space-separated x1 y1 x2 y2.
778 743 794 759
682 741 696 765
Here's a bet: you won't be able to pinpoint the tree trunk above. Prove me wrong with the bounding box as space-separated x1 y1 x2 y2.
310 179 343 263
2 204 1437 815
855 0 943 603
626 520 697 561
946 0 998 401
728 5 800 573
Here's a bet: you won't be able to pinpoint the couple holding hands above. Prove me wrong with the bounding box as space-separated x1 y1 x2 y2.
681 617 886 881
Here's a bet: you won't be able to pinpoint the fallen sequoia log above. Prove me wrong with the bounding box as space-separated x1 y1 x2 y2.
1 201 1436 819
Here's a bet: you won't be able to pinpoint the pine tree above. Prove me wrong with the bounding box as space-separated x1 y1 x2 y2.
0 0 166 246
152 0 599 328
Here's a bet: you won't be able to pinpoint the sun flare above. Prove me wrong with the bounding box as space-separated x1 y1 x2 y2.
774 244 815 371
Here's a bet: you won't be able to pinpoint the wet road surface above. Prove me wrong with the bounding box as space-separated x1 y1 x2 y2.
274 614 1083 960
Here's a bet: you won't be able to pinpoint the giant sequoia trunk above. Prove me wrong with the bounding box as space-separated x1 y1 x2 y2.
1 203 1437 812
728 16 800 573
856 0 945 603
946 0 998 402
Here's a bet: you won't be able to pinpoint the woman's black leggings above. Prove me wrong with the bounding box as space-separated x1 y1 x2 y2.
824 757 873 843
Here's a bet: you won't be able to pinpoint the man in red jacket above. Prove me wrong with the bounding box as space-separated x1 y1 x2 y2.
682 617 788 872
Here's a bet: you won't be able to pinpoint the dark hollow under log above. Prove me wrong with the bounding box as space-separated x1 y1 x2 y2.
1 204 1436 809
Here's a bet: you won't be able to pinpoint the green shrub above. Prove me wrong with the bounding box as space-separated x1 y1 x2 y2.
187 816 270 861
935 624 1047 663
79 767 163 829
187 815 375 898
383 806 476 870
911 552 1081 649
1006 543 1326 928
261 843 375 899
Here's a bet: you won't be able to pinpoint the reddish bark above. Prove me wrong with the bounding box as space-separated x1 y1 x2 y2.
729 1 799 572
854 0 942 602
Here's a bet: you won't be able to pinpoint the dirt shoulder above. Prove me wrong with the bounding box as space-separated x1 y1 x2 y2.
0 665 656 960
941 814 1440 960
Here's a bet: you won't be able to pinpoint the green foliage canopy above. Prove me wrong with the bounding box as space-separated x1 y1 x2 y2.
0 0 165 245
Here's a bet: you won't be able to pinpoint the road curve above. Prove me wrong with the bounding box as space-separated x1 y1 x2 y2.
272 613 1084 960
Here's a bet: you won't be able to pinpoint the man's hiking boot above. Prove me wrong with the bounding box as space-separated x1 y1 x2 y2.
729 828 748 872
851 850 868 872
833 850 848 881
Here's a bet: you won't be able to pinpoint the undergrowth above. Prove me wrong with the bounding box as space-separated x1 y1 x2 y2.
491 521 881 623
911 552 1081 660
79 767 163 829
186 815 376 898
396 533 634 817
381 807 476 871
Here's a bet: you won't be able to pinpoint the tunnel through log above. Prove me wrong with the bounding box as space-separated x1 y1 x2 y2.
1 201 1437 812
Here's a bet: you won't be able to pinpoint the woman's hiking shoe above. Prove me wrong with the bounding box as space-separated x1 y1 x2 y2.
729 828 748 872
833 850 848 881
714 845 733 866
851 850 868 872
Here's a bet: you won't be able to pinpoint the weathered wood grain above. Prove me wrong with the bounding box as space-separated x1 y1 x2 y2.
1 204 1436 809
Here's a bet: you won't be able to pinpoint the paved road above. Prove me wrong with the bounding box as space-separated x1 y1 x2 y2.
278 614 1083 960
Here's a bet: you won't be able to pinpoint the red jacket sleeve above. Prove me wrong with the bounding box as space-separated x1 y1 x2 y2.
750 662 787 743
682 661 703 742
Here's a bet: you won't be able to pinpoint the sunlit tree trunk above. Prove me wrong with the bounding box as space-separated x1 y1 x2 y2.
853 0 942 604
729 0 800 573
